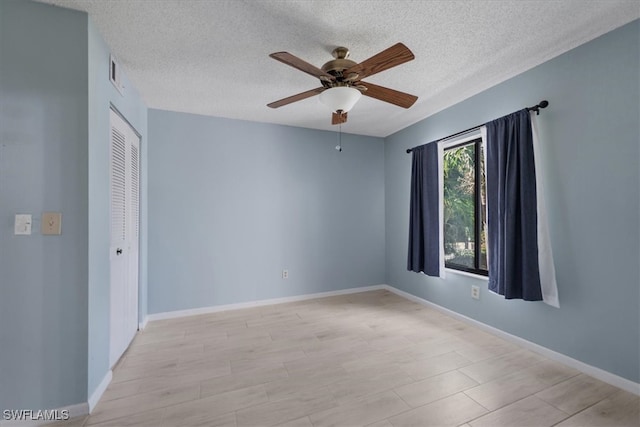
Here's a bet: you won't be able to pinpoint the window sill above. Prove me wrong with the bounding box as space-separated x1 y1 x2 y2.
445 268 488 281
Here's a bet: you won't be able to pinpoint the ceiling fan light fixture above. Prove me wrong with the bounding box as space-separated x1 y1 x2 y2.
319 86 361 113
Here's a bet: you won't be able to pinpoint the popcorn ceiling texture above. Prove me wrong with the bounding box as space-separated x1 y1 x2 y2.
38 0 639 137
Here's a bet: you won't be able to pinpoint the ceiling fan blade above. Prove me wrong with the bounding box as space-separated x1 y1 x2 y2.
331 111 348 125
270 52 335 80
267 87 326 109
359 81 418 108
345 43 415 80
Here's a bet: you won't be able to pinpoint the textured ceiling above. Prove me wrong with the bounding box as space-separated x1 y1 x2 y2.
38 0 639 137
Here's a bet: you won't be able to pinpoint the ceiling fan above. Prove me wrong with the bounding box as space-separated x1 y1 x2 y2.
267 43 418 125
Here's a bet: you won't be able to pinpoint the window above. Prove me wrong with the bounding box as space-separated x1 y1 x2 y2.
443 137 488 276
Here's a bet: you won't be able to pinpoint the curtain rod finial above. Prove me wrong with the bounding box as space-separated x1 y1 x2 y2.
529 100 549 115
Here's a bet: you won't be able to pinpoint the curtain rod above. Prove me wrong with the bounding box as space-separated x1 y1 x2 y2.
405 100 549 154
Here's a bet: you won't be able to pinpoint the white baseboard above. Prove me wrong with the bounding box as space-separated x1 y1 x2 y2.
0 402 88 427
88 370 112 413
65 402 89 419
383 285 640 396
0 371 111 427
138 316 149 331
147 285 387 322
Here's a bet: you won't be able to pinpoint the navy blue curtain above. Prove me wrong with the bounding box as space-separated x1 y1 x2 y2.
485 110 542 301
407 143 440 276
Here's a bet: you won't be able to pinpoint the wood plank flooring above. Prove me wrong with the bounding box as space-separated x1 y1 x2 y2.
48 290 639 426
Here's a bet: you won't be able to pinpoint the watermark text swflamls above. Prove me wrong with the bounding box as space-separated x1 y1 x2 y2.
3 409 70 421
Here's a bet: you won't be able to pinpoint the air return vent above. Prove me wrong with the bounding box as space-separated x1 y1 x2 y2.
110 54 124 95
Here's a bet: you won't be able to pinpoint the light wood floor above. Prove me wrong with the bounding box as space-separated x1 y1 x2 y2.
51 290 639 427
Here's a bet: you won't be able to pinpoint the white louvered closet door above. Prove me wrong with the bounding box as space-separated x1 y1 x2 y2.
109 109 140 367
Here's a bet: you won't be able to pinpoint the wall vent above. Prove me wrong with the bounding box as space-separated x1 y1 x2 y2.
110 54 124 95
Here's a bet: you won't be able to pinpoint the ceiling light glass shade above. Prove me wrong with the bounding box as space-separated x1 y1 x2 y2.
319 87 362 112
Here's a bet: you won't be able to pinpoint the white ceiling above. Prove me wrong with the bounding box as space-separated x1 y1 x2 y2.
38 0 639 137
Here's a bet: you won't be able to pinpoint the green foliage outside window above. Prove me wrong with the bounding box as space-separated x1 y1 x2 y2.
443 141 488 272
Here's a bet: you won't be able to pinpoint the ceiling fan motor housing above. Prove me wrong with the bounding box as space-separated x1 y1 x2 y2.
321 47 358 85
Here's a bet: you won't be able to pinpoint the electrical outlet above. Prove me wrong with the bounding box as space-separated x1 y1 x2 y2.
282 269 289 279
471 285 480 300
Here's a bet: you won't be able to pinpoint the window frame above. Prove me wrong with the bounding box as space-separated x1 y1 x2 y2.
442 135 488 277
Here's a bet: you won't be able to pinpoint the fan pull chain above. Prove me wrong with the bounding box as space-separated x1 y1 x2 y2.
336 123 343 152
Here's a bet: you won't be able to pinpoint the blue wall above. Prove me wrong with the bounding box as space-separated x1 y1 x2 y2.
384 21 639 383
148 111 385 314
0 0 148 410
0 0 89 410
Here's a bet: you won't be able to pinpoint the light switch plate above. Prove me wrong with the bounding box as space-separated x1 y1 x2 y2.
42 212 62 235
15 214 32 235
